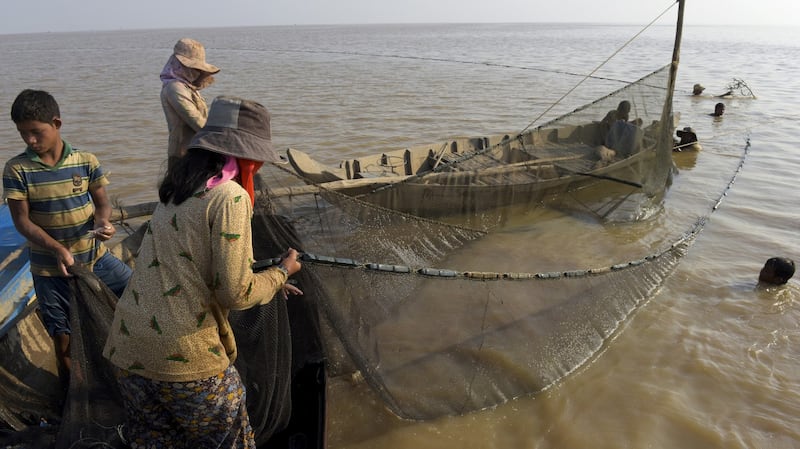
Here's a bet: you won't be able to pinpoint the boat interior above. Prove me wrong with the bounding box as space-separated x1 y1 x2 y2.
287 121 617 184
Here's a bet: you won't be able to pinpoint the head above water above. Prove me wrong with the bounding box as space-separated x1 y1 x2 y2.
759 257 795 285
713 102 725 116
692 83 705 95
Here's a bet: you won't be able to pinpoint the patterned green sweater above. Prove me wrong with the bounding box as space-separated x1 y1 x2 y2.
103 181 287 382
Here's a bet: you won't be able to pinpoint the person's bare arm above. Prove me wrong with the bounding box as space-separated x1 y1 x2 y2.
7 198 73 275
89 184 116 241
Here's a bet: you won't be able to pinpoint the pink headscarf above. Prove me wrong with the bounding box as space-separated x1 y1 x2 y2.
206 156 239 190
204 156 262 206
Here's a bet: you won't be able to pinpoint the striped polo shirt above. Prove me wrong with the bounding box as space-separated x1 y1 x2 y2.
2 142 109 276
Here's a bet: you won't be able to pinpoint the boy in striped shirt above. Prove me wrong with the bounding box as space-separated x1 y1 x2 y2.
2 89 132 392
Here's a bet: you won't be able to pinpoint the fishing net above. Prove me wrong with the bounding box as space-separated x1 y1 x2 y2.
58 265 127 448
0 57 756 442
721 77 756 98
235 64 688 420
280 65 675 231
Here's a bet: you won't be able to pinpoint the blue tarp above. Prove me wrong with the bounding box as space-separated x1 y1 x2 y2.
0 203 35 338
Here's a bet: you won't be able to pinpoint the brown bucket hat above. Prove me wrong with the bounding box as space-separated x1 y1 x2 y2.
188 96 280 162
173 38 220 74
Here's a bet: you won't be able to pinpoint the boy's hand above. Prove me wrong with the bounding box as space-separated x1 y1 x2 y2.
90 224 115 241
56 247 75 277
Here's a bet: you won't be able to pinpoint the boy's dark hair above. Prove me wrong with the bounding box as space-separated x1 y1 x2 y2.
10 89 60 124
766 257 796 283
159 148 226 206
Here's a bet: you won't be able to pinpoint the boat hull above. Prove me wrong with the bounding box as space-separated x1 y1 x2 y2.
361 149 653 216
0 204 64 429
284 119 665 218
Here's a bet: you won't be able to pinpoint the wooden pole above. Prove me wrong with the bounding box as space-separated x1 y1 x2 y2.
110 201 158 221
658 0 686 177
668 0 685 98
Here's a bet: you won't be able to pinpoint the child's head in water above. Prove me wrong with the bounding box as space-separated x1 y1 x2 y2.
758 257 795 285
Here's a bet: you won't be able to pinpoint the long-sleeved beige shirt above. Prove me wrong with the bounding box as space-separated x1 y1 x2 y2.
161 80 208 159
103 181 287 382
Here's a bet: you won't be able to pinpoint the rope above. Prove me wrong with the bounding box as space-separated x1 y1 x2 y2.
220 47 634 86
253 225 693 281
518 0 679 135
366 59 672 196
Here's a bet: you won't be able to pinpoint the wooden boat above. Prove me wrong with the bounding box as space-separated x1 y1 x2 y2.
284 117 674 217
288 123 607 185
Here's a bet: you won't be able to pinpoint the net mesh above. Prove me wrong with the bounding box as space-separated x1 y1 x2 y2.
353 66 673 226
241 64 682 420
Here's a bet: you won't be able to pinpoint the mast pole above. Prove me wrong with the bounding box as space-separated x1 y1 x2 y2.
655 0 685 189
667 0 685 100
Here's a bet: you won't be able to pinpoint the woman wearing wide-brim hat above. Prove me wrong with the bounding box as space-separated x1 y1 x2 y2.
104 96 300 447
160 38 222 170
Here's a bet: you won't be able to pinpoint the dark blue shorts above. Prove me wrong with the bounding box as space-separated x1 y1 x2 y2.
34 251 132 336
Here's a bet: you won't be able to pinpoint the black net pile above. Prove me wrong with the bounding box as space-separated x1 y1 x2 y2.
0 264 130 448
59 265 127 448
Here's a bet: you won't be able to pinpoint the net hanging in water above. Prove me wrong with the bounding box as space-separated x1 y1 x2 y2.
245 64 685 420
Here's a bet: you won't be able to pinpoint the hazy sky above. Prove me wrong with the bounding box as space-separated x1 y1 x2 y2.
1 0 797 34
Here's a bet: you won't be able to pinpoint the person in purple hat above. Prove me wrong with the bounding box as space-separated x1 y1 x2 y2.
160 38 221 170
